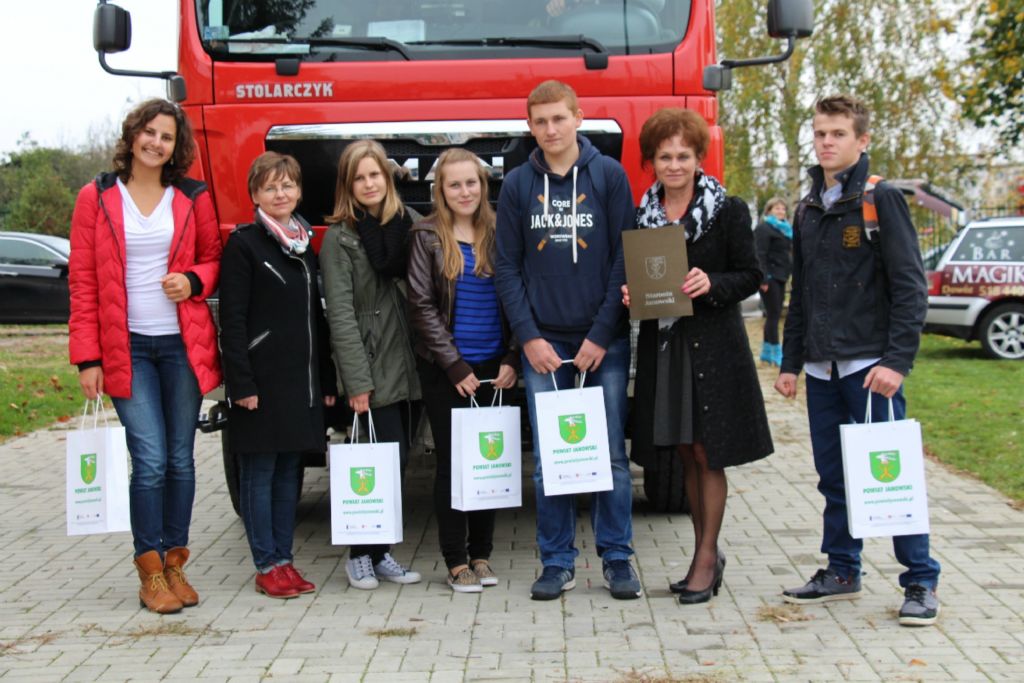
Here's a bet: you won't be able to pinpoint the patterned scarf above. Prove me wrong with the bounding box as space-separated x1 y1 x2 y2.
257 207 309 255
635 172 726 241
635 173 727 331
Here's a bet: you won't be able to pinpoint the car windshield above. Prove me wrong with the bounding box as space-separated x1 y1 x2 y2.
950 226 1024 263
195 0 691 59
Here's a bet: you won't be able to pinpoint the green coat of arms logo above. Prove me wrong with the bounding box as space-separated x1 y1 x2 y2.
870 450 900 483
558 414 587 444
479 431 504 460
80 453 97 485
350 467 375 496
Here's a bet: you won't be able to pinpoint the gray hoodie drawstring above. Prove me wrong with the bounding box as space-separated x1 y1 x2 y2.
543 174 550 222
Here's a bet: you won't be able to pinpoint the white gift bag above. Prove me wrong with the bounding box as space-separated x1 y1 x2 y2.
66 397 131 536
533 370 613 495
841 395 930 539
330 411 403 545
451 388 522 511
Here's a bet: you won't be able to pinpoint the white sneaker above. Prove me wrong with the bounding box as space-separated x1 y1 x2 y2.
346 555 379 590
373 553 422 584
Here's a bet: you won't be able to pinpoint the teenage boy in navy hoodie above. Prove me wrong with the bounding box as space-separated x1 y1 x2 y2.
495 80 640 600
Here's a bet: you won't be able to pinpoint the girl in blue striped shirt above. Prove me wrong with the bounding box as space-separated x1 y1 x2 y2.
407 149 520 593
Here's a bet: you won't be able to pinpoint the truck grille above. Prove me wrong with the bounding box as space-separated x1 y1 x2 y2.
265 120 623 223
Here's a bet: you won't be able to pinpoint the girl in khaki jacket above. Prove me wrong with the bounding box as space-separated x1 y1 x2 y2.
319 140 421 590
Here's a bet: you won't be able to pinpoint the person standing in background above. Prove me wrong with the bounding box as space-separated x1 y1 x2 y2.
754 197 793 367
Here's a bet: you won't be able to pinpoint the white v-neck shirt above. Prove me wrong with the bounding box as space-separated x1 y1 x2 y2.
119 179 180 336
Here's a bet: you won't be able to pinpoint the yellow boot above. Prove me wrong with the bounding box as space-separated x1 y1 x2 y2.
135 551 183 614
163 547 199 607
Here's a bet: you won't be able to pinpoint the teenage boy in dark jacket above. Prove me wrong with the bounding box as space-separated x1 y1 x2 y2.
774 94 940 626
494 80 640 600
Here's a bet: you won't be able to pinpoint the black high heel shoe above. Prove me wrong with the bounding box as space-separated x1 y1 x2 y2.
669 549 726 594
677 554 725 604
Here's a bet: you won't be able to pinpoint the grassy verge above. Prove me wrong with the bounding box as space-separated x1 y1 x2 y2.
905 333 1023 502
0 326 80 442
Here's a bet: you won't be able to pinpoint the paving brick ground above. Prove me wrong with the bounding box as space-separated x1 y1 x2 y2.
2 361 1023 682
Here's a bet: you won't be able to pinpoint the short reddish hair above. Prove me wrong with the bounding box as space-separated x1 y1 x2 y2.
638 108 710 166
247 152 302 197
527 80 579 118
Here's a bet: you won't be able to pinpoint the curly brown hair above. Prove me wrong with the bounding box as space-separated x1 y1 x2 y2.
638 108 710 167
113 99 196 186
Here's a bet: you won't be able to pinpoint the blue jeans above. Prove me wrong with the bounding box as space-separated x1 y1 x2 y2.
806 364 941 589
239 452 301 571
111 333 202 557
522 335 633 569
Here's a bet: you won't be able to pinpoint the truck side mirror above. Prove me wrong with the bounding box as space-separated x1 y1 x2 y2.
703 0 814 91
166 75 188 103
702 65 732 92
767 0 814 39
93 3 132 53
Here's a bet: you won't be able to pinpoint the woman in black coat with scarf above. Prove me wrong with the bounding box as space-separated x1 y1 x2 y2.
624 109 773 604
219 152 337 599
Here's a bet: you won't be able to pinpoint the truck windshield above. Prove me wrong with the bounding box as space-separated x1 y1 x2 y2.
196 0 691 59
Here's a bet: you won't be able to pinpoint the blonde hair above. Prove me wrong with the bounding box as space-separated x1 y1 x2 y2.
326 140 405 224
429 148 497 281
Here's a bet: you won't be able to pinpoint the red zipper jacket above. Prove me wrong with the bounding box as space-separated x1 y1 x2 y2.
69 172 223 398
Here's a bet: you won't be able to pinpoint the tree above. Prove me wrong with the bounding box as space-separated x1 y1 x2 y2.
716 0 965 213
0 135 114 237
4 157 75 237
957 0 1024 145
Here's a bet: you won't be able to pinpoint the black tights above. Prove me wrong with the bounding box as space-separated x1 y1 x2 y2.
679 442 727 591
759 279 785 344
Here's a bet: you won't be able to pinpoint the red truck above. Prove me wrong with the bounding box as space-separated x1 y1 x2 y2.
91 0 812 512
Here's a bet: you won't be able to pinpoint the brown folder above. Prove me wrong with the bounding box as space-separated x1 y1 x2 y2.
622 225 693 320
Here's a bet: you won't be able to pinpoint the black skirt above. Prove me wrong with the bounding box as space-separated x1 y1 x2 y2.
652 321 701 447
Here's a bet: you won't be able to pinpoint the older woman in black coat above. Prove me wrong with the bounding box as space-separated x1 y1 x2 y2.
625 109 773 604
219 152 337 599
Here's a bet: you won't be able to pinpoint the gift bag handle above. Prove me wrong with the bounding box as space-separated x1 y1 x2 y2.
863 393 896 424
468 379 504 408
79 395 110 430
550 359 587 392
350 409 378 444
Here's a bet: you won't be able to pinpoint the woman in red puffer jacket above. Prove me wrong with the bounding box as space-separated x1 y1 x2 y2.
68 98 221 615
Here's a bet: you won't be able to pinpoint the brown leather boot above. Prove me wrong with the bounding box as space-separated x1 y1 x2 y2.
135 551 183 614
163 547 199 607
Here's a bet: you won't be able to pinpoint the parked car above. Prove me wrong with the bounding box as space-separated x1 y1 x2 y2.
925 216 1024 360
0 232 71 324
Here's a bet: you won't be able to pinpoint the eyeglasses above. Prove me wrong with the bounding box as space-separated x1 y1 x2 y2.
258 182 299 195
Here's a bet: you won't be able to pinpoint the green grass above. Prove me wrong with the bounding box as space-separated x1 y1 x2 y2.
905 333 1024 502
0 326 81 442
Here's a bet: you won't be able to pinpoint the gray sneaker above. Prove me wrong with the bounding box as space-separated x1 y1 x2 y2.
782 568 861 604
899 584 939 626
373 553 422 584
346 555 379 590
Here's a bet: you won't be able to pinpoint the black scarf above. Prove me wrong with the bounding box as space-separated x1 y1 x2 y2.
354 209 412 278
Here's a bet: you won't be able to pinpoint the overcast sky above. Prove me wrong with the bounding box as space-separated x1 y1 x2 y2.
0 1 176 154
